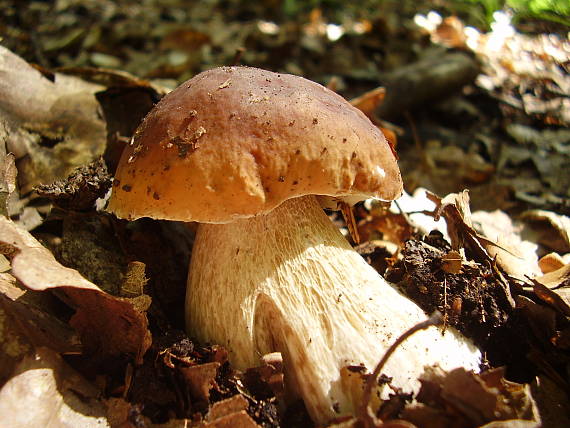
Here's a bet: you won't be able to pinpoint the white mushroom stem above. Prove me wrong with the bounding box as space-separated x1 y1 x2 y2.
186 195 480 424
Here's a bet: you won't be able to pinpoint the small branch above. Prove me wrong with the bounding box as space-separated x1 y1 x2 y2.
231 47 246 66
359 312 444 428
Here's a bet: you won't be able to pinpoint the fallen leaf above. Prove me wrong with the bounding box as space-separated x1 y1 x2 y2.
535 264 570 289
532 280 570 317
413 366 540 427
207 395 248 421
530 375 570 428
243 352 284 400
520 210 570 254
0 46 107 194
202 411 259 428
471 209 541 280
441 250 463 274
0 347 108 428
537 253 565 274
0 272 81 384
350 87 386 118
179 362 221 406
0 216 151 364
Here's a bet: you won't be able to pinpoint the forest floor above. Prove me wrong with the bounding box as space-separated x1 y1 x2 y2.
0 1 569 427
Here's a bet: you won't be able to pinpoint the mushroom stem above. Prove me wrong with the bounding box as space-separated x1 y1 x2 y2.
186 195 479 424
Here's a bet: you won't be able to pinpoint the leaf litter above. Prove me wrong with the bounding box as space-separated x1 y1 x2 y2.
1 2 569 426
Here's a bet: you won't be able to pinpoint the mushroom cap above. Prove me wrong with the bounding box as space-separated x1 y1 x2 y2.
108 66 403 223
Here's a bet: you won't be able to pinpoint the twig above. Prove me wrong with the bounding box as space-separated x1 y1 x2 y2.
231 47 246 66
359 311 444 428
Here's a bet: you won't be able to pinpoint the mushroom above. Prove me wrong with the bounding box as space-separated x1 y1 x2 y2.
108 66 480 424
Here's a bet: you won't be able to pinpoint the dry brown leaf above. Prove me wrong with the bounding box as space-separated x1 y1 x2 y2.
207 395 249 421
433 16 467 49
532 280 570 317
0 216 151 364
179 361 220 405
243 351 285 400
202 411 259 428
537 253 565 274
441 250 463 274
535 263 570 289
105 397 133 427
0 46 107 194
0 271 81 376
350 87 386 118
471 210 541 280
520 210 570 254
414 366 540 427
0 347 108 428
0 153 16 217
531 375 570 427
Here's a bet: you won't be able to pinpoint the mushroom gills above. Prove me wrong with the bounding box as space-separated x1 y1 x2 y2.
186 195 480 424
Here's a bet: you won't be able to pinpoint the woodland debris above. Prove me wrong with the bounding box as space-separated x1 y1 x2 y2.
35 157 112 212
376 52 480 120
0 46 106 195
0 347 108 428
0 216 151 364
402 366 541 428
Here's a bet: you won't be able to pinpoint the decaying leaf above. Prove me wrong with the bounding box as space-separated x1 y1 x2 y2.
35 157 112 212
0 216 151 364
0 347 108 428
120 261 149 298
403 366 541 428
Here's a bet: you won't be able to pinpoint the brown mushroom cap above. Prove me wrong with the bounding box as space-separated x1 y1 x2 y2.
108 66 402 223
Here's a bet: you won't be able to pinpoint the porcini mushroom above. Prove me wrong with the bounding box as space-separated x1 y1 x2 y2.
108 66 480 424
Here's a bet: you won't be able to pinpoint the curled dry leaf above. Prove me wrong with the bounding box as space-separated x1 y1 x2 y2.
535 263 570 290
471 210 542 280
537 253 565 274
35 157 113 212
520 210 570 254
0 271 81 383
0 216 151 364
0 347 108 428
